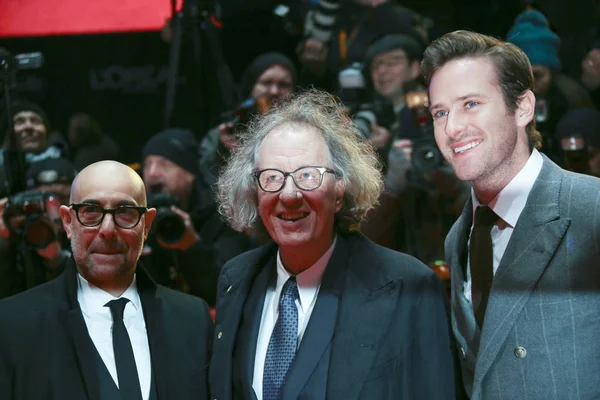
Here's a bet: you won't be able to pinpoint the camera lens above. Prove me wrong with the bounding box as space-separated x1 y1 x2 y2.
25 219 55 249
155 210 186 244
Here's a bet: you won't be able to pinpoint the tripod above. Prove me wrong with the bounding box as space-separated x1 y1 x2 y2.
163 0 237 130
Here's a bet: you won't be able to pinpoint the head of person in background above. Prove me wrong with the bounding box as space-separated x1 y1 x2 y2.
239 52 297 106
366 34 423 109
217 89 382 272
67 112 102 151
142 128 201 212
506 9 561 98
4 99 50 154
555 107 600 177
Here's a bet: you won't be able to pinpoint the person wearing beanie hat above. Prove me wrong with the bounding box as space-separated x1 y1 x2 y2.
239 52 297 102
507 9 562 71
199 52 298 187
4 99 51 155
141 128 253 305
506 8 592 157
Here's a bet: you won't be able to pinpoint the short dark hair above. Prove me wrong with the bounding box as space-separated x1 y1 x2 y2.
421 30 542 150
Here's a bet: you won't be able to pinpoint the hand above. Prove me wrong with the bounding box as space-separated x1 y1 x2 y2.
297 38 328 76
36 241 63 268
385 139 413 195
368 124 392 150
157 206 201 251
219 122 239 152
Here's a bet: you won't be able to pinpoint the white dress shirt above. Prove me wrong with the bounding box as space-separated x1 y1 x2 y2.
77 274 152 400
464 149 544 302
252 237 337 399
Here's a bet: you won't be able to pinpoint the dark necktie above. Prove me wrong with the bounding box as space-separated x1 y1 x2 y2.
263 277 299 400
105 298 143 400
470 205 498 328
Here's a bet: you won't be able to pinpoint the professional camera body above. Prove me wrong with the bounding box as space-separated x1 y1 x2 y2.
147 192 186 244
3 190 60 249
221 96 271 131
338 63 395 137
403 81 443 175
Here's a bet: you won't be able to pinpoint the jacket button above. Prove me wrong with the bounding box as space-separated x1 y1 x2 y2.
227 285 232 292
514 346 527 358
459 346 466 359
218 331 223 339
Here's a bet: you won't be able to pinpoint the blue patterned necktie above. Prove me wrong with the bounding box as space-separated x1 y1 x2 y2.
263 277 299 400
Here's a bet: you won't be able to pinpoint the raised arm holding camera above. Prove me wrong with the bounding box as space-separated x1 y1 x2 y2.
141 128 251 305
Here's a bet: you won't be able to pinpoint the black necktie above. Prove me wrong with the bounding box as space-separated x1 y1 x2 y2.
470 206 498 328
105 298 143 400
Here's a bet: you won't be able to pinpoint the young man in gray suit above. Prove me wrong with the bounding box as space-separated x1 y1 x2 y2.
422 30 600 399
210 89 457 399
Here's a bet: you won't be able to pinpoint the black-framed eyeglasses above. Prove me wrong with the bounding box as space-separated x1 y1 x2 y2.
253 166 337 192
70 203 147 229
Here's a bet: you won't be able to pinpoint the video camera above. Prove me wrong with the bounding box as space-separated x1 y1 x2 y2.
403 81 443 175
147 191 186 244
337 63 395 137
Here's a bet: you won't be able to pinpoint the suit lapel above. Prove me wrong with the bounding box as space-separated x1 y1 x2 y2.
327 234 401 400
137 269 170 400
210 244 277 400
61 259 101 400
474 158 570 386
281 236 345 400
449 200 479 355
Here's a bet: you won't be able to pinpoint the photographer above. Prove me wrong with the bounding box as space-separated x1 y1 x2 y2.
555 107 600 177
0 157 76 298
198 52 297 183
141 128 251 305
0 100 66 170
359 34 469 267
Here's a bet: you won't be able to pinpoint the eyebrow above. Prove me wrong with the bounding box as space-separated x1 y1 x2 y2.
78 199 138 207
430 93 489 111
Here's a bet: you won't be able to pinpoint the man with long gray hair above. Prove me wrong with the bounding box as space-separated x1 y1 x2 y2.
210 89 456 400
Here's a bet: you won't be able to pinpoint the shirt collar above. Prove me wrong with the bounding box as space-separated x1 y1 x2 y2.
77 273 142 319
275 236 337 313
472 149 544 227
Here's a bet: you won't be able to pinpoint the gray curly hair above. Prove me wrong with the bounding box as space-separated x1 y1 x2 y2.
216 88 383 237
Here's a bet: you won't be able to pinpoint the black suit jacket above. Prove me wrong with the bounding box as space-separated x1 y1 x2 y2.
0 258 214 400
210 232 457 400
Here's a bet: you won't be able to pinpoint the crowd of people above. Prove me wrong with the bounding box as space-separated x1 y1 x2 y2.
1 1 600 399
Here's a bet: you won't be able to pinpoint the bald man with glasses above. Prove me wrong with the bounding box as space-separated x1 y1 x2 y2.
0 161 213 400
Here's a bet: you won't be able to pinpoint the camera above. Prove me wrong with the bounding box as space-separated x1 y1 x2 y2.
561 135 589 174
337 63 395 137
3 191 60 249
147 192 186 244
221 96 271 131
404 82 443 174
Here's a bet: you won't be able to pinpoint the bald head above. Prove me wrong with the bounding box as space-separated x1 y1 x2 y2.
70 161 147 206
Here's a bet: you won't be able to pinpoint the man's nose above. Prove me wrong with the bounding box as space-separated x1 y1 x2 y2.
278 176 303 205
98 213 118 239
444 111 467 139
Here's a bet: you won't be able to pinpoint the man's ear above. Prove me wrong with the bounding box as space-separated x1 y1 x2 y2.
143 208 157 240
516 89 535 128
334 181 345 213
59 205 72 239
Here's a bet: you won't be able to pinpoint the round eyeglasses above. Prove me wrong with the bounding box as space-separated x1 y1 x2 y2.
70 203 147 229
253 166 337 192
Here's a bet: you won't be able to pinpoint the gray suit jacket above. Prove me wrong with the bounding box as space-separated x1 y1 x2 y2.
210 232 457 400
446 155 600 399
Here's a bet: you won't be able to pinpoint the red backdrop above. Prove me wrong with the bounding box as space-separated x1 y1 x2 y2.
0 0 183 37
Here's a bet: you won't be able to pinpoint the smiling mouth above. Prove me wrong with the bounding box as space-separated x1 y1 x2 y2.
454 140 481 154
278 212 309 222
